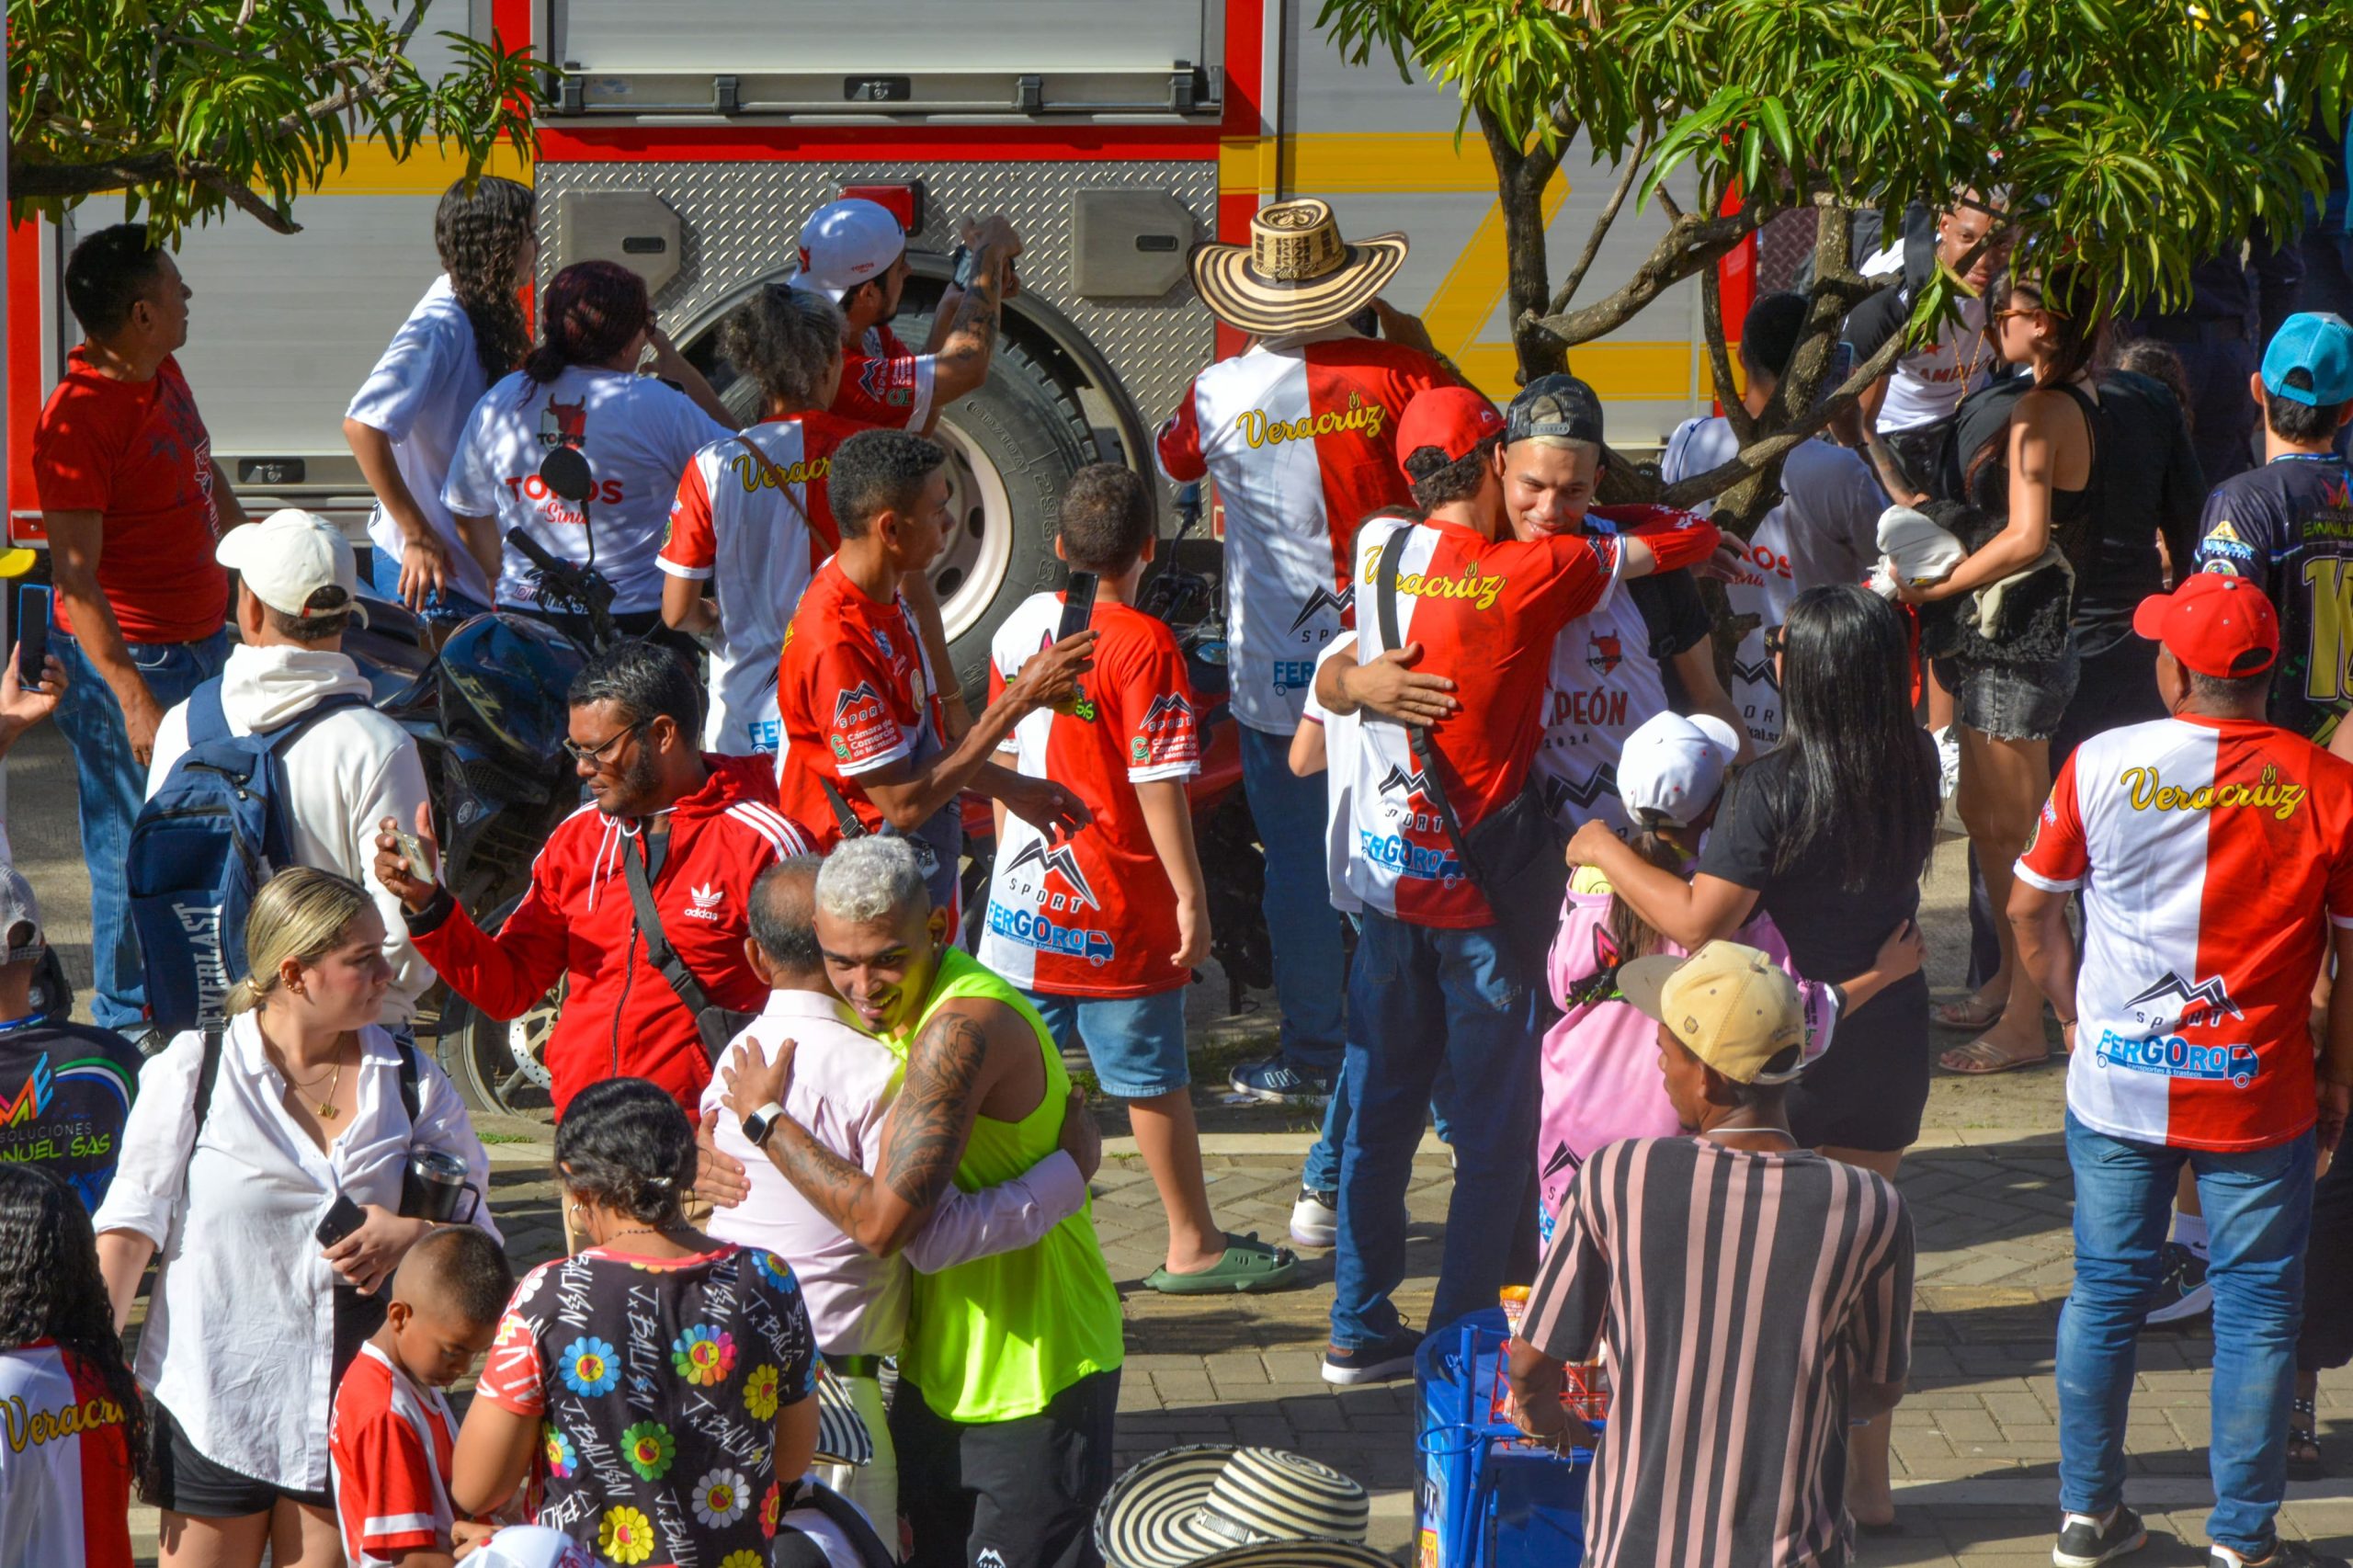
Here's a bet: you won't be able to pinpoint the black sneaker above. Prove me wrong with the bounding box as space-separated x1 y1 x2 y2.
2143 1241 2213 1326
2211 1540 2353 1568
1229 1056 1335 1105
1323 1328 1423 1386
2054 1506 2146 1567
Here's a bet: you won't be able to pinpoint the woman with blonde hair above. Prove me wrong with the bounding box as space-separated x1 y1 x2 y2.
95 867 496 1568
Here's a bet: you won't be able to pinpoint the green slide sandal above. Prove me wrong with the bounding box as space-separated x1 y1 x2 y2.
1143 1233 1302 1295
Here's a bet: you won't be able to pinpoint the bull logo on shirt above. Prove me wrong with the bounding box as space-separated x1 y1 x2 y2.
1586 631 1622 676
1234 392 1388 450
2122 971 2243 1032
539 397 588 450
1288 585 1355 637
1003 838 1098 910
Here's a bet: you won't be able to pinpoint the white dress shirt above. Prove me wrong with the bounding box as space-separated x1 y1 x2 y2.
699 987 1088 1357
93 1017 497 1491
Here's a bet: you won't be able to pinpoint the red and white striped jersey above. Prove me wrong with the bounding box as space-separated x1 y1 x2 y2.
1344 514 1620 926
0 1342 134 1568
982 596 1201 996
1156 327 1453 734
329 1343 459 1568
661 411 858 753
2018 714 2353 1151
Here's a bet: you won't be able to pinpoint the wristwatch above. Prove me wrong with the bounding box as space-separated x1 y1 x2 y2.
740 1100 788 1148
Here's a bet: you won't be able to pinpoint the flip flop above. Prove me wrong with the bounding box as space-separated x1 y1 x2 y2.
1931 995 2005 1031
2290 1396 2326 1481
1938 1037 2052 1076
1143 1233 1302 1295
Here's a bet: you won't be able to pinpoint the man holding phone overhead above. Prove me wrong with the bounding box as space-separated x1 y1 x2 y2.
33 223 249 1038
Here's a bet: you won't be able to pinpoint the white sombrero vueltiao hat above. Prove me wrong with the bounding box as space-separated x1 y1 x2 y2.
1096 1445 1383 1568
1188 199 1409 338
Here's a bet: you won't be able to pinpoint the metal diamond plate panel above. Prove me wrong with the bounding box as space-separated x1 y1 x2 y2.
536 160 1220 434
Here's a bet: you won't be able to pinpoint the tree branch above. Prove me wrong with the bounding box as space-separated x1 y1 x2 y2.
1549 123 1651 316
1525 204 1762 349
1658 321 1907 509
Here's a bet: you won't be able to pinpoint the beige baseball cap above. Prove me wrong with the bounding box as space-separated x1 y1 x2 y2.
217 508 368 626
1616 940 1805 1085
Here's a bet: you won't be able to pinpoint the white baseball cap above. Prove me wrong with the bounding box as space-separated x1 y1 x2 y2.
796 199 907 301
467 1526 594 1568
217 508 368 627
1617 710 1741 829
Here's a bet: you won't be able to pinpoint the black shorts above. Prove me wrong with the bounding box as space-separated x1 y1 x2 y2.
1789 973 1932 1153
891 1368 1120 1568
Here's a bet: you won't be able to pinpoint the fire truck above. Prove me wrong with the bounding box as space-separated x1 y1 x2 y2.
5 0 1747 688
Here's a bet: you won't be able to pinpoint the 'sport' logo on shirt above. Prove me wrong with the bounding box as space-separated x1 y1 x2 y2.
1289 585 1355 635
2121 763 2307 821
1004 837 1098 910
683 883 725 922
1376 762 1436 803
1234 391 1387 450
833 681 888 728
1359 548 1508 611
2122 971 2243 1030
2093 1030 2259 1087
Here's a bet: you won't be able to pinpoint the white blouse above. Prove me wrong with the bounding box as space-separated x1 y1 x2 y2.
92 1017 499 1491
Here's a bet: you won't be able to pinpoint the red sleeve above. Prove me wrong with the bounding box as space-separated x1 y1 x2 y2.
1621 508 1723 575
2017 750 2090 891
660 456 717 576
472 1308 549 1415
1156 383 1207 483
1121 636 1201 782
1527 533 1622 640
31 382 121 513
2325 760 2353 928
340 1404 445 1555
409 857 573 1022
832 342 932 430
813 637 911 777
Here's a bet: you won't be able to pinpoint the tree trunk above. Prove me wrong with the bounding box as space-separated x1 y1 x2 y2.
1476 107 1565 384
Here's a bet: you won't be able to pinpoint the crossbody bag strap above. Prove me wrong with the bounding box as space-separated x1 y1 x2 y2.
620 829 720 1021
818 778 870 843
733 431 817 533
1373 527 1485 890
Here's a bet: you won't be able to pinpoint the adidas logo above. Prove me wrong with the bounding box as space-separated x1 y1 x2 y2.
682 881 725 922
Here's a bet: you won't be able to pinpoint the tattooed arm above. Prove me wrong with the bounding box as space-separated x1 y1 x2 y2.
927 218 1020 417
722 1001 1003 1258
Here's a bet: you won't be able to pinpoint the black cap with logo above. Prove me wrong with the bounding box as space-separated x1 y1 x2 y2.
1506 374 1606 448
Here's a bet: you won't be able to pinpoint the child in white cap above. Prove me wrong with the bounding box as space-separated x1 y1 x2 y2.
1535 711 1923 1241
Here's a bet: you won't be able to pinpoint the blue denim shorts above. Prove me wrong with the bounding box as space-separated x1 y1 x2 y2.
369 543 491 625
1937 642 2081 744
1023 987 1190 1098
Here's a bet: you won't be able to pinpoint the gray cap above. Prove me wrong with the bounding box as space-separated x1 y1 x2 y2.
0 865 40 963
1506 373 1606 449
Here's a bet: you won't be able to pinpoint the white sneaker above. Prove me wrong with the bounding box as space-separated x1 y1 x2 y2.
1290 1186 1337 1249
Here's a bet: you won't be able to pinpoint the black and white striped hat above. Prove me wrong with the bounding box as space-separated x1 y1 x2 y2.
1095 1445 1378 1568
812 1364 872 1467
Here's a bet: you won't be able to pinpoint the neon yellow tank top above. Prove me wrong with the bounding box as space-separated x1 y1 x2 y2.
897 949 1124 1421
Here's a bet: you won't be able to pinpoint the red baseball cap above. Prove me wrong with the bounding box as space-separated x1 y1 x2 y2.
1395 387 1506 481
2131 571 2279 678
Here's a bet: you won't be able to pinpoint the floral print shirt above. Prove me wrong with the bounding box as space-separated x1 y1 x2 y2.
476 1243 818 1566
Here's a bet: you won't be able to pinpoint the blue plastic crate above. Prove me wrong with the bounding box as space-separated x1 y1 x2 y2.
1412 1308 1592 1568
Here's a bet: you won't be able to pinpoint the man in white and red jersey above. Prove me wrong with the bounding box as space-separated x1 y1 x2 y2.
375 641 814 1119
775 428 1093 920
793 197 1019 436
1310 386 1722 1385
1156 198 1460 1104
661 285 864 753
2012 571 2353 1568
0 1325 139 1568
983 464 1301 1294
1501 374 1749 832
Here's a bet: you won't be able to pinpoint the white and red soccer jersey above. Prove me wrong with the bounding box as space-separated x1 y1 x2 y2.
662 410 859 752
981 596 1201 996
329 1343 459 1568
2017 715 2353 1151
0 1342 134 1568
835 323 938 431
1345 514 1620 926
1156 327 1454 734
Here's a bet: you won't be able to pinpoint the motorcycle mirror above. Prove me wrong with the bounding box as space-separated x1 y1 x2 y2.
539 447 595 505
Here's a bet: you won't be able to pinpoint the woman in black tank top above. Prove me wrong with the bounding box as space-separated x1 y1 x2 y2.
1895 268 2102 1075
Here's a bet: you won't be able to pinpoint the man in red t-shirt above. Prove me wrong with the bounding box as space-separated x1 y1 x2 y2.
32 223 248 1035
774 428 1094 921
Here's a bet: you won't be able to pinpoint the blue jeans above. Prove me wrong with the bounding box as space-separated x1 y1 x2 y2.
369 544 491 624
1331 908 1540 1348
2058 1112 2314 1554
53 627 231 1031
1302 1056 1459 1194
1236 722 1344 1074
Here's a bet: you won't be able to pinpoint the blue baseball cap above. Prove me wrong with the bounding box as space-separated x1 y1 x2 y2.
2262 312 2353 406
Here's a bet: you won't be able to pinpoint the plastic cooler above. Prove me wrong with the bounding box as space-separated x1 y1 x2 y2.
1413 1307 1594 1568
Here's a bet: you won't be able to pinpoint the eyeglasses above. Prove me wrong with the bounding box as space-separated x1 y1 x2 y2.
1764 626 1787 657
563 719 645 767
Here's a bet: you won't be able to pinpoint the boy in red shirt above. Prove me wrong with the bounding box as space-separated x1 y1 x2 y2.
981 465 1299 1293
330 1226 514 1568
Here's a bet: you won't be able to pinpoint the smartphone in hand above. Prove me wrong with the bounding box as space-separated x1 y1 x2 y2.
1057 572 1098 642
314 1194 365 1249
16 585 50 691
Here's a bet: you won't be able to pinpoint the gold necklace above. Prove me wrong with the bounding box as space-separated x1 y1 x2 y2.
282 1051 346 1121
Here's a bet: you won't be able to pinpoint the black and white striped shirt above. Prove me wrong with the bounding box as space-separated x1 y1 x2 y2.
1524 1137 1914 1568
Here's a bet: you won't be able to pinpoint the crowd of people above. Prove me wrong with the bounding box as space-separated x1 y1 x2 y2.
0 164 2351 1568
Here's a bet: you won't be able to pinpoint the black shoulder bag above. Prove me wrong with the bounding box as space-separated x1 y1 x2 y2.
1372 528 1567 993
622 835 757 1062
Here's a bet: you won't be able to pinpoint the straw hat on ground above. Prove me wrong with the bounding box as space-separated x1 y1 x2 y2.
1096 1444 1387 1568
1188 199 1408 338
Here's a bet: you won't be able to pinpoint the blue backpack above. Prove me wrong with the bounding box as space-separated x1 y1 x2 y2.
126 681 367 1035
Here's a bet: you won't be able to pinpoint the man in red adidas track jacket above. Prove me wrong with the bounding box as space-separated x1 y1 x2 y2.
376 642 813 1117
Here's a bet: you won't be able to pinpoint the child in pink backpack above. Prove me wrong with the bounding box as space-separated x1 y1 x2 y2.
1538 711 1922 1239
